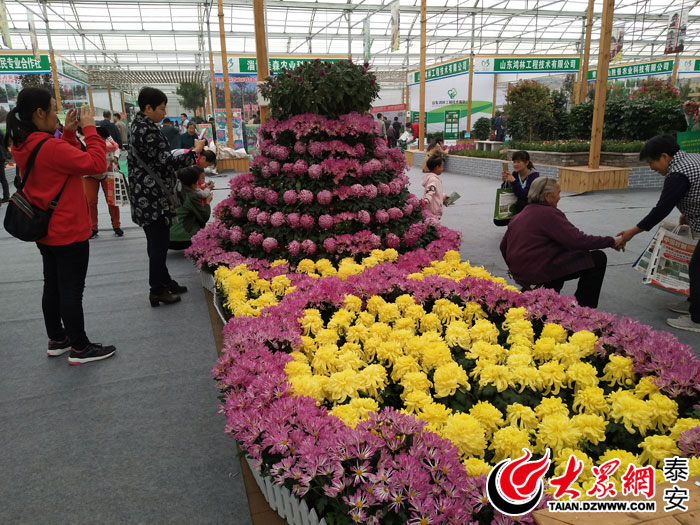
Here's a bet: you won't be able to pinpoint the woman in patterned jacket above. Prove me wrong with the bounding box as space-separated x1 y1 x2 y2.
128 87 206 307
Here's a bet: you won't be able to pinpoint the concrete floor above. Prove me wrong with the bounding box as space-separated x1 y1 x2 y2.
0 163 697 523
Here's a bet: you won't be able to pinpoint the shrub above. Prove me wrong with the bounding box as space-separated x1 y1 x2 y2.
472 117 492 140
448 148 506 159
551 89 570 140
504 80 555 141
630 79 680 101
258 59 380 120
426 131 444 143
508 139 644 153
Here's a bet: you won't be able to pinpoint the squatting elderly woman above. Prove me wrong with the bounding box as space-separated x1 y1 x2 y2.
500 177 623 308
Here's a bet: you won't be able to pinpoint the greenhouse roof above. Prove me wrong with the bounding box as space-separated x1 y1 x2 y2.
4 0 700 86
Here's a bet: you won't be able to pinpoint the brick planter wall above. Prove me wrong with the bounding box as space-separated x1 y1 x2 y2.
504 150 645 168
409 151 663 190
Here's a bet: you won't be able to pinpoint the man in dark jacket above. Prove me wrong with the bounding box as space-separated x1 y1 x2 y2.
97 110 122 148
392 116 401 138
500 177 622 308
161 118 180 150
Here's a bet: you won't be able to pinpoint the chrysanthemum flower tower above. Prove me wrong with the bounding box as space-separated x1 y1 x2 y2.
196 59 438 265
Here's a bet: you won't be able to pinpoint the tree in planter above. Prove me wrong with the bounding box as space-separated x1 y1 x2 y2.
472 117 491 140
504 80 554 141
176 82 206 115
550 89 570 140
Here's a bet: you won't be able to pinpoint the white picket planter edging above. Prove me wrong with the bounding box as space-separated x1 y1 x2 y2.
200 270 216 293
244 456 327 525
213 290 227 324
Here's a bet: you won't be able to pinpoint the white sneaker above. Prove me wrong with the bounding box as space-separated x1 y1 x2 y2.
666 315 700 333
667 300 690 314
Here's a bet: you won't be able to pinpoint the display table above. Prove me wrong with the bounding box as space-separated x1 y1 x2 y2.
474 140 505 152
558 165 629 193
218 157 250 173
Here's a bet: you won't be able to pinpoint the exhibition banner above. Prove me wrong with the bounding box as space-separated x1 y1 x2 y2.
489 57 579 73
410 58 469 84
0 53 49 72
665 10 687 54
611 25 624 63
214 55 345 75
587 59 673 80
390 1 400 52
678 130 700 153
363 18 371 63
27 11 39 60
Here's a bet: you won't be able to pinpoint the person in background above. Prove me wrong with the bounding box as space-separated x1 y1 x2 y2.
179 122 198 150
180 113 189 131
616 134 700 332
376 113 387 141
422 137 447 172
128 87 206 307
197 149 216 171
501 150 540 215
252 112 260 124
500 177 623 308
411 121 420 144
422 155 449 219
6 87 115 364
97 110 123 149
386 121 396 148
113 112 128 149
169 166 211 250
161 118 180 150
494 112 506 142
82 127 123 239
208 117 217 144
392 116 401 138
0 127 8 204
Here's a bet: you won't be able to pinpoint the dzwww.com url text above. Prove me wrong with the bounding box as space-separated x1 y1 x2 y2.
547 500 656 512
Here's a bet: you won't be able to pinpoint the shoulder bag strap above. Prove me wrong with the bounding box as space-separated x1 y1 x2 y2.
131 148 175 198
16 137 50 191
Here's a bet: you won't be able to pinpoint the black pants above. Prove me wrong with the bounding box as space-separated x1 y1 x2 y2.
144 217 172 294
542 250 608 308
689 245 700 322
0 164 8 200
37 240 90 349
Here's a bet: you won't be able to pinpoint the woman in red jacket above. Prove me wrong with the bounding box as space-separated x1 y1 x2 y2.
5 87 116 365
500 177 623 308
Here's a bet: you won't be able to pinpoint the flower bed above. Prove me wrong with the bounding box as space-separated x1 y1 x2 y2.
508 140 644 154
212 233 700 524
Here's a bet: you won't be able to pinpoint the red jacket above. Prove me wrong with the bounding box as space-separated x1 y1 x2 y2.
12 127 107 246
500 203 614 285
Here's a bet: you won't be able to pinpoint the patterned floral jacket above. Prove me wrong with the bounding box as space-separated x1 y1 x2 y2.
127 111 196 227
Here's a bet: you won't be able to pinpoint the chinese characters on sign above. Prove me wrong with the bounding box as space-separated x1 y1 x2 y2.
412 58 469 83
237 57 344 75
587 60 673 81
0 54 50 73
665 10 687 54
493 57 580 73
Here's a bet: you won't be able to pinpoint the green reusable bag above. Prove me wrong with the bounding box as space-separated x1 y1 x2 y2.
493 187 518 226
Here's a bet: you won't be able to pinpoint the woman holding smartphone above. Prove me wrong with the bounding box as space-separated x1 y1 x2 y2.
6 88 116 364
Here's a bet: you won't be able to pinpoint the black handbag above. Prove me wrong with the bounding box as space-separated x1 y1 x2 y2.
3 138 67 242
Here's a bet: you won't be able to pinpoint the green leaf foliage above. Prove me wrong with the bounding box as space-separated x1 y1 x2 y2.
258 59 380 120
176 82 207 113
472 117 492 140
504 80 555 141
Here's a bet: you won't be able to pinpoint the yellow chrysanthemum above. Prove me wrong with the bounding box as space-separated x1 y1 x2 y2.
689 456 700 476
540 323 568 343
469 319 499 344
343 294 363 313
329 404 359 428
418 402 453 432
601 355 636 387
419 338 453 370
315 328 340 346
478 363 512 392
377 303 401 324
535 397 569 420
441 413 487 457
432 299 464 324
419 313 442 333
390 355 421 382
568 331 598 358
325 369 359 402
365 296 386 316
401 371 432 394
532 337 556 362
403 390 433 413
357 364 388 397
270 275 292 295
609 390 654 435
634 376 660 399
463 458 493 476
368 322 392 342
404 304 427 321
510 366 540 393
328 309 356 331
250 278 271 295
571 414 607 445
506 403 539 430
535 415 582 454
443 321 471 349
394 294 416 313
348 398 379 421
506 346 533 368
647 393 678 432
638 435 681 467
469 401 504 437
433 362 470 398
566 362 599 390
572 386 609 416
284 360 312 377
463 303 487 324
270 259 287 267
300 309 324 335
287 374 326 403
466 341 506 363
490 426 531 463
538 361 567 395
289 350 308 363
553 448 594 482
337 350 365 372
376 341 403 365
507 320 535 347
393 318 416 332
296 259 316 274
311 344 339 375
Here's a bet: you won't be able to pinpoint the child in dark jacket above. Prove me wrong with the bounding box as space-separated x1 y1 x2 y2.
169 166 211 250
